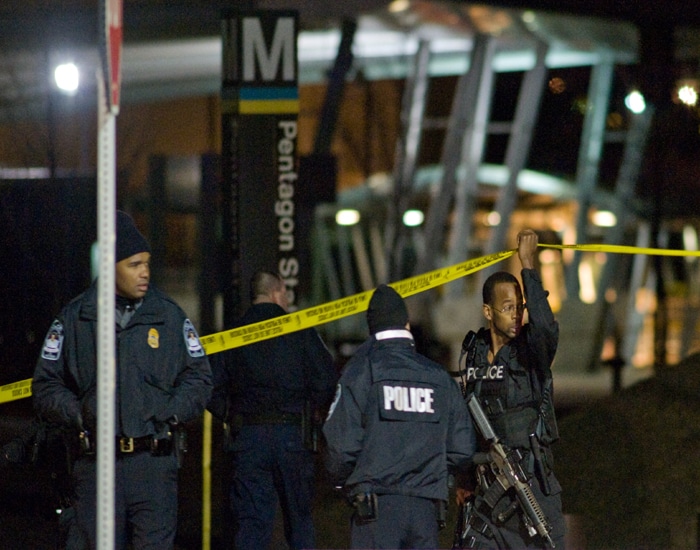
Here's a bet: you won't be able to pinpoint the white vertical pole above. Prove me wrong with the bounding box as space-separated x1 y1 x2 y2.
96 71 116 550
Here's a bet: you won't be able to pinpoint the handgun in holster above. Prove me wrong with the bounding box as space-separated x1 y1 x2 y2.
353 492 378 523
172 423 187 468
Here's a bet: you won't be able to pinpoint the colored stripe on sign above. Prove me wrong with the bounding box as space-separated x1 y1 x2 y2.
239 87 299 114
239 99 300 114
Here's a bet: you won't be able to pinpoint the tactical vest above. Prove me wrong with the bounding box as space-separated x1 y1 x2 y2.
465 328 558 450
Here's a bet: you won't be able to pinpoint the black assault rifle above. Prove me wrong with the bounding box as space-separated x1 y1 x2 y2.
466 394 555 548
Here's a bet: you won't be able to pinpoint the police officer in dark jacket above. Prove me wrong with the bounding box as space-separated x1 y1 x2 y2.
207 270 337 550
323 284 476 549
32 210 212 549
456 229 565 549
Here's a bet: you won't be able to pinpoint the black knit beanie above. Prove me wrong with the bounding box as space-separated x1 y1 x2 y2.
367 284 409 335
116 210 151 262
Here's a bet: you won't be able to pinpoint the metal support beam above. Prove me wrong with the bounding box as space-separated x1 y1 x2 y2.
313 19 356 155
444 36 498 297
484 39 549 262
385 40 431 281
589 107 654 369
621 222 653 363
418 33 494 276
565 51 615 299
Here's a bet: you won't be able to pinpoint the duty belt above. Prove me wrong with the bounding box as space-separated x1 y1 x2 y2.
117 435 172 455
241 412 302 425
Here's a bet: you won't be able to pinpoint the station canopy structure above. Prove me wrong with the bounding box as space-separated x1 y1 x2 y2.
2 1 699 379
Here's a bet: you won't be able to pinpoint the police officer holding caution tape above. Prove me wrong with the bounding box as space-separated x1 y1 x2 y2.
323 284 476 549
32 211 212 549
454 229 565 549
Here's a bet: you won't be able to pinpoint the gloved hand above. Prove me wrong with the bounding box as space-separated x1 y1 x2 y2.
455 487 474 506
81 402 97 433
64 400 84 431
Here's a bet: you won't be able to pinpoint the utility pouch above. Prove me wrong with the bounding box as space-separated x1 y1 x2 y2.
353 492 378 523
78 430 94 456
167 424 187 467
151 436 174 457
539 378 560 444
436 499 447 530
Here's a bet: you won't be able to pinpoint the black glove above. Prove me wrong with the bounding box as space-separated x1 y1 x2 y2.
81 402 97 434
64 401 83 431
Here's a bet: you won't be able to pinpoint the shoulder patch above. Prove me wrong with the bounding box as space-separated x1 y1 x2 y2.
183 319 205 358
41 320 64 361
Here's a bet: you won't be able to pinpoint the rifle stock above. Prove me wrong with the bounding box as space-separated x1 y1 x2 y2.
466 395 555 548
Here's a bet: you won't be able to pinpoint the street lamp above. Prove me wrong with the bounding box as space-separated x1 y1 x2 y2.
54 62 80 95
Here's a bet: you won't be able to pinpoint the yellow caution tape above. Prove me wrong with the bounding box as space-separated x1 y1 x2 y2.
5 242 700 405
199 248 515 354
541 243 700 257
0 377 32 405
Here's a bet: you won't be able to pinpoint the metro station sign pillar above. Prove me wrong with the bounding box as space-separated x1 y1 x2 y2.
221 10 300 325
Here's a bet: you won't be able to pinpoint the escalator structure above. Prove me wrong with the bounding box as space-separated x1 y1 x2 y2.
310 5 699 382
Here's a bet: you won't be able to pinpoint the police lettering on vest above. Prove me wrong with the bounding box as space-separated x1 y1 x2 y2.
383 385 435 413
466 365 505 381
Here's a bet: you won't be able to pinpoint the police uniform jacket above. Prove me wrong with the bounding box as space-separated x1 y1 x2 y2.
323 329 476 502
465 268 560 490
32 281 213 439
207 302 337 421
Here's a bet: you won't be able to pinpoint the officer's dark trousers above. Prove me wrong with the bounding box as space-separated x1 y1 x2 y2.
351 494 439 549
229 423 315 550
71 452 179 549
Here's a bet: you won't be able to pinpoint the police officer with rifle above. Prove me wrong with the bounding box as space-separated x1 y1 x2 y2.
453 229 565 549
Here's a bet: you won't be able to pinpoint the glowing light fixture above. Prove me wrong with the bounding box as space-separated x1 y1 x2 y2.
388 0 410 13
678 84 698 106
335 209 360 226
591 210 617 227
624 90 645 114
578 260 597 304
54 63 80 94
402 209 424 227
486 211 501 226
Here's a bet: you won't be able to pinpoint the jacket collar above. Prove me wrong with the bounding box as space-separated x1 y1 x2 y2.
374 328 413 341
78 281 160 324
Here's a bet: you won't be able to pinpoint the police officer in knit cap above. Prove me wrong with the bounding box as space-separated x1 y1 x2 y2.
115 209 151 262
324 284 476 549
33 210 212 549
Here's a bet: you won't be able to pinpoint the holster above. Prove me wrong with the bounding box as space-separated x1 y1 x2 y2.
353 492 378 523
436 499 447 530
172 424 187 467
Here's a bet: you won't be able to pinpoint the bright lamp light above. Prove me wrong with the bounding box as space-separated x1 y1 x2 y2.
335 209 360 226
54 63 80 94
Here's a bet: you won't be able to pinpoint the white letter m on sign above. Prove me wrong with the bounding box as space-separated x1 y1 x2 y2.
242 17 295 82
